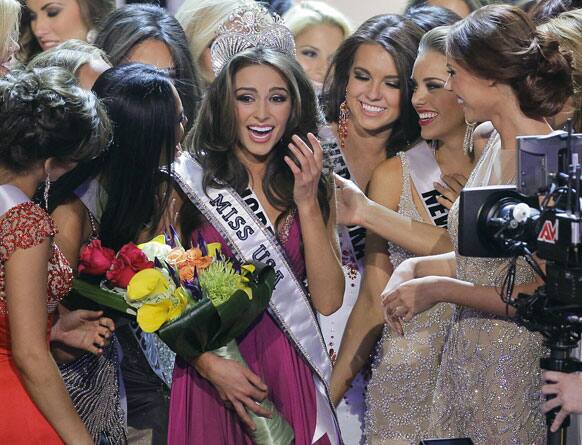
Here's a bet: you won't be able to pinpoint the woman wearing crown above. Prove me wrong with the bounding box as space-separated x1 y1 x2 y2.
166 3 344 444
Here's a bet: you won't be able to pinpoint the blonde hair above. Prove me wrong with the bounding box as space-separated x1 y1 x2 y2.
175 0 245 85
18 0 115 63
538 9 582 131
27 39 109 76
0 0 19 62
283 1 351 40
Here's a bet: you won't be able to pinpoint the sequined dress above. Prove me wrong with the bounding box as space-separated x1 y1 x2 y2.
428 132 546 444
0 202 72 444
58 181 127 444
365 152 454 444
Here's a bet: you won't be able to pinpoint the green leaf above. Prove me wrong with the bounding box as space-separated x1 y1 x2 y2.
157 262 276 362
71 278 137 316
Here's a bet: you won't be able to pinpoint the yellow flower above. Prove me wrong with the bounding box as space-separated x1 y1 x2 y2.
135 286 189 332
207 242 222 257
127 269 170 301
137 300 172 333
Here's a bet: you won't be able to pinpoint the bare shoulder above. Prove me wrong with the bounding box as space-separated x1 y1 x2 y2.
473 121 495 158
52 197 87 226
368 155 403 209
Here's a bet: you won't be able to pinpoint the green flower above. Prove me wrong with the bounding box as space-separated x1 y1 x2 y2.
199 261 249 307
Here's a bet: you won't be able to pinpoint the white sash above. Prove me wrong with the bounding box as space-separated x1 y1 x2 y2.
172 153 340 444
406 141 449 228
0 184 30 218
325 137 366 269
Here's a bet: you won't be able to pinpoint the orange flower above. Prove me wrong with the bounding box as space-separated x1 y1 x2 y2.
166 247 187 267
179 264 195 282
183 247 213 272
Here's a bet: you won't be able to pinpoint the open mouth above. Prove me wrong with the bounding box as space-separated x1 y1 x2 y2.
248 125 274 143
360 101 387 116
456 96 464 105
417 111 439 126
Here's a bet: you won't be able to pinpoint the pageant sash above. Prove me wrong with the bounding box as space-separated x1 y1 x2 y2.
325 135 366 269
0 184 30 218
406 141 449 228
172 152 340 444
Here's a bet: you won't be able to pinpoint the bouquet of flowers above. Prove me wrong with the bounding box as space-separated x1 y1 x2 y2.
70 233 294 444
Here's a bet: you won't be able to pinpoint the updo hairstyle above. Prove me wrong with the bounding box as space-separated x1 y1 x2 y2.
0 67 110 173
446 4 573 119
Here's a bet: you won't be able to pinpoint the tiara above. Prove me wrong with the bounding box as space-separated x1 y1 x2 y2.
210 2 296 75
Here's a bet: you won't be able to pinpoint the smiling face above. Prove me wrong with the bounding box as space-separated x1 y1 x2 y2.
345 43 402 135
233 64 292 164
445 58 493 123
26 0 88 51
412 50 465 142
295 23 344 85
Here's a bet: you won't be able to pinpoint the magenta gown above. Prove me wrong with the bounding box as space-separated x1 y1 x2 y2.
168 213 332 445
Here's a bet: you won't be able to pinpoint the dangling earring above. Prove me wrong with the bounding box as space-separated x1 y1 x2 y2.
43 173 51 211
338 97 350 149
86 29 98 44
463 120 477 159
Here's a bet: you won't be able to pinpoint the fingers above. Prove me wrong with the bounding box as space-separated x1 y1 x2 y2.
232 400 257 431
551 408 569 432
436 195 453 210
99 316 115 331
543 395 562 412
384 313 404 336
244 367 268 393
242 397 272 418
433 182 457 204
441 174 467 192
74 309 103 321
543 371 562 383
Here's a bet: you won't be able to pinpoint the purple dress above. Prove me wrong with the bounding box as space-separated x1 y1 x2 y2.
168 212 332 445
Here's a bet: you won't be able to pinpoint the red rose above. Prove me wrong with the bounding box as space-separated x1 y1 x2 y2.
106 243 154 288
78 239 116 276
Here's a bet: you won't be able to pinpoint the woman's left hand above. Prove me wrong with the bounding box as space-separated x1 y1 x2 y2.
51 306 115 355
285 133 323 208
381 276 444 331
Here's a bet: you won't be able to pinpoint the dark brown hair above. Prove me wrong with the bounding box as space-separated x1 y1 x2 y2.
323 14 424 155
446 4 573 119
189 47 330 227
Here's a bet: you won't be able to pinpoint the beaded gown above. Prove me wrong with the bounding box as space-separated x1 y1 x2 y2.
0 201 72 444
365 152 454 445
428 132 546 444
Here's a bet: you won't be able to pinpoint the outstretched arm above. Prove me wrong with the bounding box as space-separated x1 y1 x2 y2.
335 157 454 256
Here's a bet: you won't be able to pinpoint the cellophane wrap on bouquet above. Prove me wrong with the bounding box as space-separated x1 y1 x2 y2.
71 232 294 444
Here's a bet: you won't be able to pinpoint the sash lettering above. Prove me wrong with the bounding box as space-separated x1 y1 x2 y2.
172 153 340 444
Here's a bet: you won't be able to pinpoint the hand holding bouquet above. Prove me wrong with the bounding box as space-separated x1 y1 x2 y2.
72 233 294 444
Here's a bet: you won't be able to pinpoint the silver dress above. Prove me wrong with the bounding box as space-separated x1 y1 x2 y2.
365 152 454 445
428 132 546 444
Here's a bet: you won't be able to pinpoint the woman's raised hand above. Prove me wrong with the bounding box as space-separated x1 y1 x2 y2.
285 133 323 208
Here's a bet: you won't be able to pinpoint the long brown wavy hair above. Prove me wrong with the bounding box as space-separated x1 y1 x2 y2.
187 47 331 229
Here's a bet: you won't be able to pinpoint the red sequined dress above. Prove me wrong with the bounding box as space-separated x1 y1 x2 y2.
0 202 73 444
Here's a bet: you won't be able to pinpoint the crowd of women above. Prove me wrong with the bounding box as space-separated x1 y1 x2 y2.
0 0 581 444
